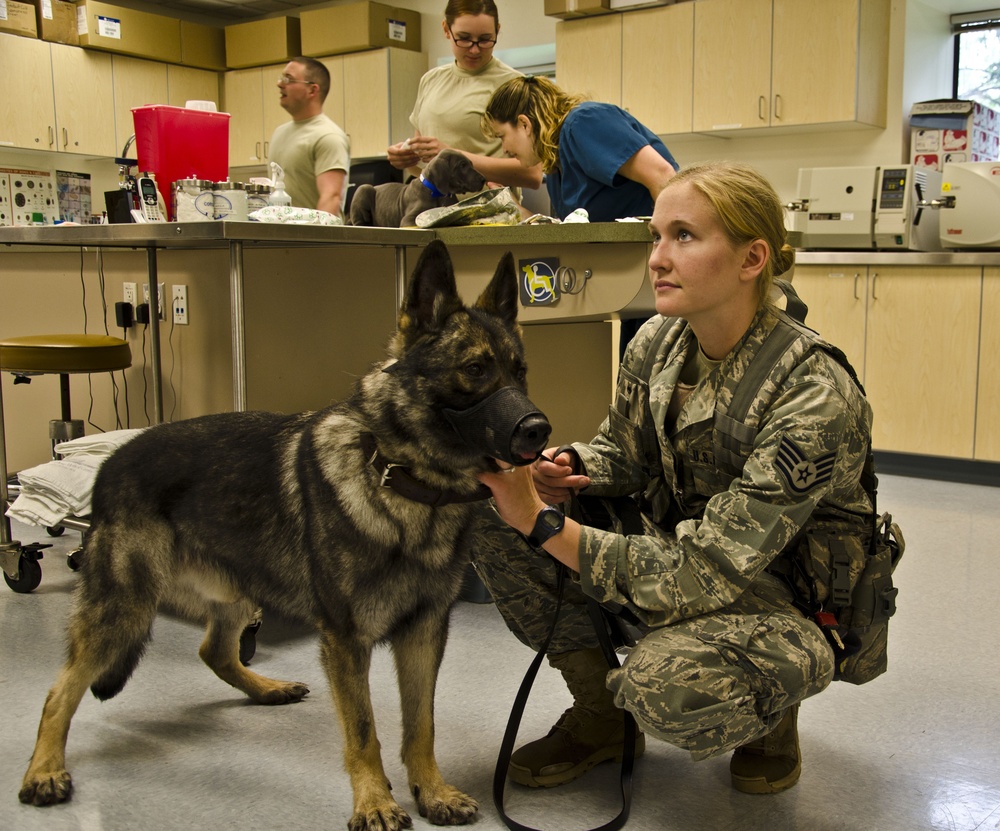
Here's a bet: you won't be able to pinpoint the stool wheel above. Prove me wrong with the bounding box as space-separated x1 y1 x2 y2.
4 553 42 593
46 525 65 537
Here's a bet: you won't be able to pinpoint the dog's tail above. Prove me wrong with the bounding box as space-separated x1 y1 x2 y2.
90 638 151 701
72 526 164 701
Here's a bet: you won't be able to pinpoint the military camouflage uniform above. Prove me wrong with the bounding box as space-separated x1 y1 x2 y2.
473 305 873 760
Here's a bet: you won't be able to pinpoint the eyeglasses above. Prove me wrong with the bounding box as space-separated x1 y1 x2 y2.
448 28 497 49
278 74 317 86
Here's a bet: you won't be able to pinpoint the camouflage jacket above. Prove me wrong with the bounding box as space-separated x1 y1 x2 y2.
573 306 873 628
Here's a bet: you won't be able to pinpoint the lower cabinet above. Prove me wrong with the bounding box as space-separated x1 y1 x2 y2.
794 264 982 460
976 268 1000 462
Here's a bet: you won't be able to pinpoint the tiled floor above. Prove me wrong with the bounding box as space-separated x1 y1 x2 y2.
1 473 997 831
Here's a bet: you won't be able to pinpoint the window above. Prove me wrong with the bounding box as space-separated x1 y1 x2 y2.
952 9 1000 108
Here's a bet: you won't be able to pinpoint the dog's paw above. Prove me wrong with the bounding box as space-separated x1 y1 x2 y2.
348 801 413 831
415 784 479 826
254 680 310 705
19 769 73 806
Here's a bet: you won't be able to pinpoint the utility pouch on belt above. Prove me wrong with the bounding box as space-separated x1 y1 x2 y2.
832 512 905 684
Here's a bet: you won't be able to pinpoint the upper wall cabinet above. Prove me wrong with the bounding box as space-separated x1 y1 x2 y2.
340 48 426 160
555 3 694 136
0 36 116 157
223 64 289 167
692 0 890 134
0 35 58 151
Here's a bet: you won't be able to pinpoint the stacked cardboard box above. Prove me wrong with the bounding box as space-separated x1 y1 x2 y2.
544 0 612 17
0 0 38 37
300 1 421 57
33 0 77 45
911 99 1000 172
225 15 301 69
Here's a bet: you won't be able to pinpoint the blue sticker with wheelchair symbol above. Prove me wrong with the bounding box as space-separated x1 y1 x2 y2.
519 258 560 306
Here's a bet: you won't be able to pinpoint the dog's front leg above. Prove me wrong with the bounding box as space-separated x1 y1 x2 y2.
320 631 409 831
391 611 479 826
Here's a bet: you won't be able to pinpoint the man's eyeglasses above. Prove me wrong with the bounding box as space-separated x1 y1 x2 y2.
278 74 317 86
448 28 497 49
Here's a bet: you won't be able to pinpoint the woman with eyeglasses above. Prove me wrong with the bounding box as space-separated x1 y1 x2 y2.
386 1 543 193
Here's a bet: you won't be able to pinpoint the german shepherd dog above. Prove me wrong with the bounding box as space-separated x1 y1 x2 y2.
19 240 551 830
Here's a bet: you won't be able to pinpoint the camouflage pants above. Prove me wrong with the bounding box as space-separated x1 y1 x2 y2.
470 502 835 760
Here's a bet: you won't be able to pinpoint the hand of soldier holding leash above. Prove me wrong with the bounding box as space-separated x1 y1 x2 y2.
478 447 590 573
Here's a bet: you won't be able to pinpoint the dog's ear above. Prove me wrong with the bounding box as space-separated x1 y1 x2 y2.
475 250 518 325
399 240 463 339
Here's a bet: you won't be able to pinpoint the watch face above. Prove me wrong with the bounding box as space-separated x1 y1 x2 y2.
539 509 563 532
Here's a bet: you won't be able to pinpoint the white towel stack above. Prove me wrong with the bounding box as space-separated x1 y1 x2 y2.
6 429 145 527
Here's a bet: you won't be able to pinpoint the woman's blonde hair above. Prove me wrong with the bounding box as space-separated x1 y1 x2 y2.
664 162 795 309
481 76 584 173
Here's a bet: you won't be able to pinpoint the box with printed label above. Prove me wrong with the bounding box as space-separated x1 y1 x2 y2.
544 0 612 18
225 15 300 69
300 2 421 57
910 99 1000 172
32 0 76 44
75 1 181 62
0 0 38 37
180 20 225 71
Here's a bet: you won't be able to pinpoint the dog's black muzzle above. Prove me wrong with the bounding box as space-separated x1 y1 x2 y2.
443 386 551 466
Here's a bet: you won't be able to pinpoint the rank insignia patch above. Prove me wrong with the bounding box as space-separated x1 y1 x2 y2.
775 435 836 494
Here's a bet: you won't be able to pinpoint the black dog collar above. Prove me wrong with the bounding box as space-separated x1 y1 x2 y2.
360 432 490 507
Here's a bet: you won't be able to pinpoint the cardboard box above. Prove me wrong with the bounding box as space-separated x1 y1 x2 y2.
225 16 300 69
910 99 1000 172
33 0 77 44
0 0 38 37
544 0 612 19
300 2 421 57
180 20 225 71
75 1 181 63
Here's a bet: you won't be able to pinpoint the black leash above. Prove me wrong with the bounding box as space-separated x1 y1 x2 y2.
493 562 637 831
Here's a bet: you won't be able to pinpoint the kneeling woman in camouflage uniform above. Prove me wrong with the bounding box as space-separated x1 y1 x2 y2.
476 161 873 794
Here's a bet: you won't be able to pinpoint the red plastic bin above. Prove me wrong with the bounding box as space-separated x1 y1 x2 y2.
131 105 230 220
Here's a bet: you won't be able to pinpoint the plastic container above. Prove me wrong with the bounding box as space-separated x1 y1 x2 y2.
213 181 248 221
245 183 272 213
171 178 215 222
131 105 231 221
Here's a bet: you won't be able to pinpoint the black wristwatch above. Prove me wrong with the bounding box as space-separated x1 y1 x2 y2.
527 506 565 547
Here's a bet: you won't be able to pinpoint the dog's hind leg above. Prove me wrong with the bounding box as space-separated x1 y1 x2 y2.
392 609 479 826
197 595 310 705
319 630 411 831
20 586 157 805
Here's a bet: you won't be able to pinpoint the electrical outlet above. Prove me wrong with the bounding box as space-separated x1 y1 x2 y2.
172 284 189 325
143 282 166 321
123 282 137 306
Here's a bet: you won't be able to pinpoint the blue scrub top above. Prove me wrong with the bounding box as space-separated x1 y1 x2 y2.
547 101 678 222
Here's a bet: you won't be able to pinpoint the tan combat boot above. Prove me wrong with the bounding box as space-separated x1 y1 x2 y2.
729 703 801 794
508 647 645 788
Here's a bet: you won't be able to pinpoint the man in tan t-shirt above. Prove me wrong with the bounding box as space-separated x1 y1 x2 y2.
269 57 350 217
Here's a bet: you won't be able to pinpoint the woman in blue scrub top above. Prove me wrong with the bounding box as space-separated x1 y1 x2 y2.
482 75 679 222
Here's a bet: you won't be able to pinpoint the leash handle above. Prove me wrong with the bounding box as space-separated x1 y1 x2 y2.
493 564 636 831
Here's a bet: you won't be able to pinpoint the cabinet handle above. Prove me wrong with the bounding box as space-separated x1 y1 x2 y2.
758 95 767 121
774 93 782 121
62 127 68 149
255 141 261 160
48 126 54 148
264 141 269 159
853 272 860 300
871 271 879 301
